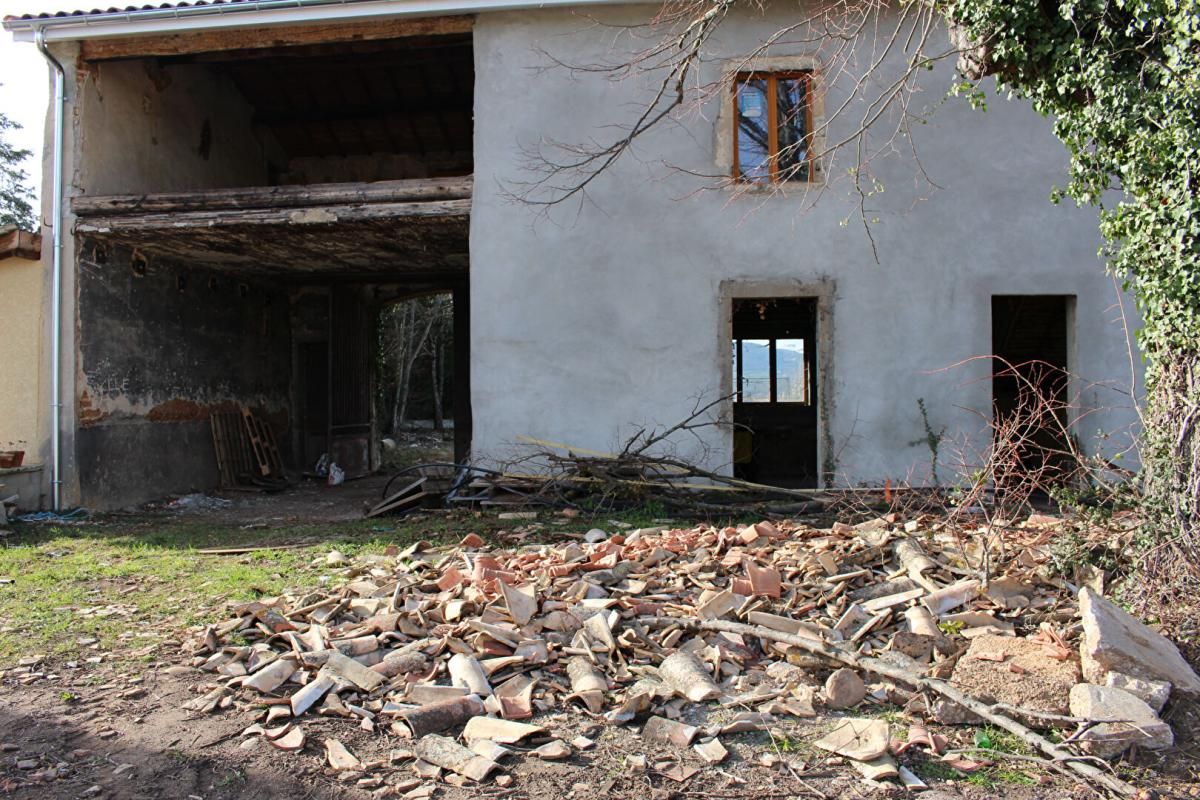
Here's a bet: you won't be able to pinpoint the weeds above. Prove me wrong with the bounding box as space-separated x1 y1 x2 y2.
973 724 1031 756
218 768 247 787
966 768 1037 789
908 398 947 485
938 620 965 636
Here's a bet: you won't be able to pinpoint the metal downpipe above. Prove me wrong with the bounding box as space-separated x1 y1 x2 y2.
34 28 65 511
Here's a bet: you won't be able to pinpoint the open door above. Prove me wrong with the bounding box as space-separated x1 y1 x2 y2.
992 295 1074 483
732 297 819 487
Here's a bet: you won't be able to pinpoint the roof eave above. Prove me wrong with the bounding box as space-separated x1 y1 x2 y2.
0 228 43 262
3 0 627 42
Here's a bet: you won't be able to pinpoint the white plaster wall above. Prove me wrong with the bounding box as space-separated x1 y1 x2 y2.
76 59 277 196
470 4 1143 485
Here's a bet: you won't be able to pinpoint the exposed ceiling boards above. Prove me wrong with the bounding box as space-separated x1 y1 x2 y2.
205 35 474 169
76 212 470 277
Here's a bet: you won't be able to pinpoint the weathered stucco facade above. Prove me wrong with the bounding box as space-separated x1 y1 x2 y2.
6 1 1142 509
469 6 1142 485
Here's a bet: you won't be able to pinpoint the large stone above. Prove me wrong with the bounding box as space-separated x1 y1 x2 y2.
1079 588 1200 693
824 668 866 709
1068 683 1173 758
1104 672 1172 713
949 634 1080 714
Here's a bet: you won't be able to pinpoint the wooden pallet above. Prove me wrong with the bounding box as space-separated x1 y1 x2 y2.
242 406 284 477
210 406 284 488
211 410 257 487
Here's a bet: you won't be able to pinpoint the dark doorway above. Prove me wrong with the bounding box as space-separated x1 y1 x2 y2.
297 341 330 471
991 295 1074 482
330 286 373 477
732 297 819 487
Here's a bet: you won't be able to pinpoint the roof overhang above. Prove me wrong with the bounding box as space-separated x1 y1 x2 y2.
3 0 628 43
0 227 43 261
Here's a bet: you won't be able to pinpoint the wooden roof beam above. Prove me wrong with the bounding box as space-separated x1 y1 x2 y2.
79 15 474 62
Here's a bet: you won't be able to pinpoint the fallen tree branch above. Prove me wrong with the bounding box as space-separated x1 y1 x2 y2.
636 616 1136 798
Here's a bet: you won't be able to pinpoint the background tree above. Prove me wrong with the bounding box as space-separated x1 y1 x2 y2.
0 92 35 230
522 0 1199 620
378 294 454 434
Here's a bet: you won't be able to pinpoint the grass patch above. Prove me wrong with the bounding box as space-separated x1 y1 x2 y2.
913 760 960 782
0 506 759 668
911 726 1039 790
0 514 477 666
966 768 1038 789
913 758 1037 788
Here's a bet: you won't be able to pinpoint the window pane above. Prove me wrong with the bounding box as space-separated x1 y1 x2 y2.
736 79 771 183
776 76 810 181
739 339 771 402
776 339 808 403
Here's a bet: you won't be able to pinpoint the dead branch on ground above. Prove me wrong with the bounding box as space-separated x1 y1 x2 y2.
638 615 1136 798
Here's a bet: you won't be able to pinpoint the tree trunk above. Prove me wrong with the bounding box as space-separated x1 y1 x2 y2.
393 303 436 430
390 304 413 434
1138 350 1200 626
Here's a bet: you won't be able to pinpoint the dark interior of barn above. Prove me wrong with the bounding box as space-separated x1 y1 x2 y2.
68 24 474 508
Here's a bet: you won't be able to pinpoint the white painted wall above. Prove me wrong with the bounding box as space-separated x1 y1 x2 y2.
470 4 1143 485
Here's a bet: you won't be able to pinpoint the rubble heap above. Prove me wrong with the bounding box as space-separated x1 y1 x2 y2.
179 514 1197 796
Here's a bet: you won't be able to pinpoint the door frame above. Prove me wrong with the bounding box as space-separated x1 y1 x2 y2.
719 279 836 486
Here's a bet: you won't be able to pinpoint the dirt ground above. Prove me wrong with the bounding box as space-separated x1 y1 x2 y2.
0 668 1098 800
143 474 400 525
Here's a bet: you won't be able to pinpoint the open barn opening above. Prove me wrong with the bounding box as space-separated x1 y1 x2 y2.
67 21 475 509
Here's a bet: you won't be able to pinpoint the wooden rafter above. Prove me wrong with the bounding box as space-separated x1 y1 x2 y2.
79 15 474 61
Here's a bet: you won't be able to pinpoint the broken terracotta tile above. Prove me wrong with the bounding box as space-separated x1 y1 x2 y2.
641 716 699 747
693 738 727 764
745 563 781 598
461 717 544 745
532 740 571 760
813 718 890 761
268 726 306 751
324 738 361 771
413 734 498 782
658 652 722 702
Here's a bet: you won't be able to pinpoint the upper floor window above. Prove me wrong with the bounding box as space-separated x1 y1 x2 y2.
733 71 814 184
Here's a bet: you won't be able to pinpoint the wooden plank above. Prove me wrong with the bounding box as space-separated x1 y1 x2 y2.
80 15 475 62
72 176 473 216
75 199 471 235
366 478 429 519
198 543 317 555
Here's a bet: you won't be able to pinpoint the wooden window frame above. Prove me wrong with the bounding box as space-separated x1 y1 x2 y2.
731 71 815 184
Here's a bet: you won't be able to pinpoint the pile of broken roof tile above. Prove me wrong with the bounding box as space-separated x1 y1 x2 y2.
178 513 1198 795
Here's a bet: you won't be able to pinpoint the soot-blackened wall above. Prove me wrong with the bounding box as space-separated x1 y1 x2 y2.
76 240 291 508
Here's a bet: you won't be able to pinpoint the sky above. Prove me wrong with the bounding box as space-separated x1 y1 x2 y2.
0 0 92 203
